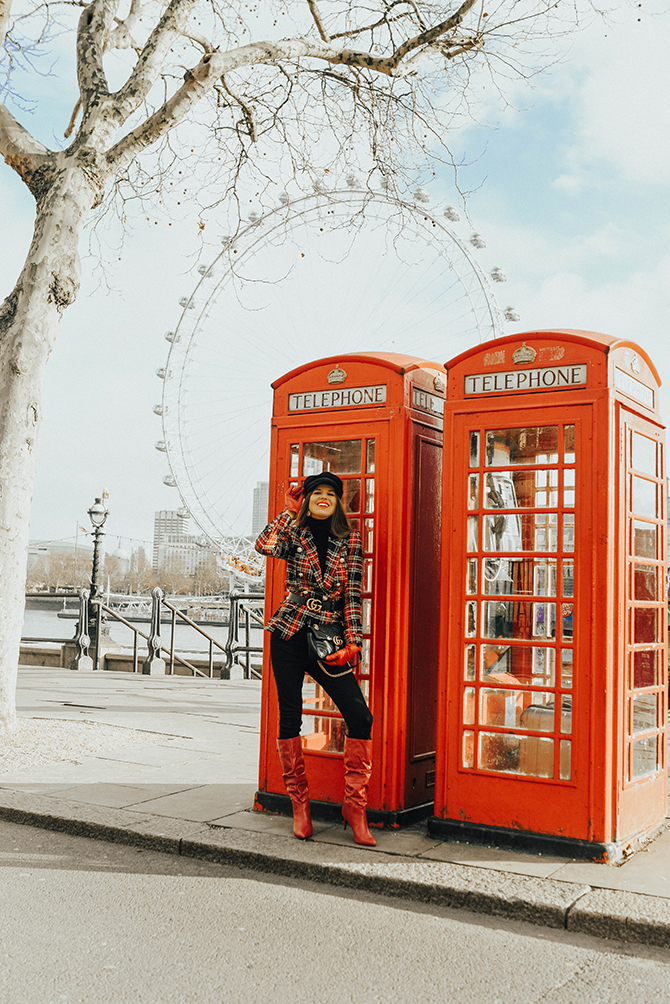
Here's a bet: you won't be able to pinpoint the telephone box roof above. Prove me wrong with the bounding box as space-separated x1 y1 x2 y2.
272 352 445 389
444 329 661 386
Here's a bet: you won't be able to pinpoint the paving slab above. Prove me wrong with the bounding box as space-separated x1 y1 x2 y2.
126 782 259 821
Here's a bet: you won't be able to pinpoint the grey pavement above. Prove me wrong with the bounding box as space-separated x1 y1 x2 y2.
2 667 670 949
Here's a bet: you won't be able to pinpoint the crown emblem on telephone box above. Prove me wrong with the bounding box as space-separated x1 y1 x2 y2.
512 342 537 365
327 365 347 384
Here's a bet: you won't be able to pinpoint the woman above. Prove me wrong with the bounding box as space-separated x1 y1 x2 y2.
255 471 375 846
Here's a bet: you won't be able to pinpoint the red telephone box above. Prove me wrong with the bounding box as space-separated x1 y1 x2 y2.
255 352 445 826
431 330 667 860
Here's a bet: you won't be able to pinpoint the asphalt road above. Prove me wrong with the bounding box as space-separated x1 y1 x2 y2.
2 820 670 1004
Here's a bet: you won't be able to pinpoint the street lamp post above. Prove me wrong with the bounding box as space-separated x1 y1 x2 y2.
88 497 108 670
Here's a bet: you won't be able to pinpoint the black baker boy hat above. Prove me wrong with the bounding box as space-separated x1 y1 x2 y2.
302 472 344 499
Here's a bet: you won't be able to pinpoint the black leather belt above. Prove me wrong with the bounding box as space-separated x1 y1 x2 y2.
287 592 343 613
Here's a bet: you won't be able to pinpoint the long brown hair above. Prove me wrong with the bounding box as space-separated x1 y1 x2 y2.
296 490 352 538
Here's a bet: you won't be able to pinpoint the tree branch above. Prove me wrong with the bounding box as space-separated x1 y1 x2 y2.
76 0 119 128
306 0 331 43
0 102 54 198
0 0 14 48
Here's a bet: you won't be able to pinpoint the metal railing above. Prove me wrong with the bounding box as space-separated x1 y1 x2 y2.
224 592 265 679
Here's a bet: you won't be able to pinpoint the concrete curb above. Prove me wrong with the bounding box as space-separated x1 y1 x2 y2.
4 788 670 947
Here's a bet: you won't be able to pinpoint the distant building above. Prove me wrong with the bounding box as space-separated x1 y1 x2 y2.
152 509 190 570
251 481 270 536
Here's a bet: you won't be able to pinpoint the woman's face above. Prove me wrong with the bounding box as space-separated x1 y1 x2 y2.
308 485 338 520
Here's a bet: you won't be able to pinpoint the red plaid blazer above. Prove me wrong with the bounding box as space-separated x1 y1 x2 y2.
255 511 363 645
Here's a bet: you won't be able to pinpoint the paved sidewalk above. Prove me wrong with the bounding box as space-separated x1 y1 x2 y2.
2 668 670 949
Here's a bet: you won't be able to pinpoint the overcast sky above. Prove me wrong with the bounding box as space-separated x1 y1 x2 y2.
1 1 668 555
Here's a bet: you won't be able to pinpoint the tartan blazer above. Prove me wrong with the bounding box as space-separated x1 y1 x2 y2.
255 511 363 646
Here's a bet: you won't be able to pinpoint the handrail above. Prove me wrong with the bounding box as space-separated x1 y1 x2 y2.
224 592 264 679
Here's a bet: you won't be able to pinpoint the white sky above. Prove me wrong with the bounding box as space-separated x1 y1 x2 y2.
1 2 668 553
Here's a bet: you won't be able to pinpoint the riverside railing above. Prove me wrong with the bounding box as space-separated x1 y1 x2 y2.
223 591 265 680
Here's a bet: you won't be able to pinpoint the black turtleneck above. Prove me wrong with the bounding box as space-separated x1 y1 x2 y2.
306 515 332 574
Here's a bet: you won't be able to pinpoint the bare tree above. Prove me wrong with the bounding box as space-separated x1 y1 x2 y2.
0 0 599 731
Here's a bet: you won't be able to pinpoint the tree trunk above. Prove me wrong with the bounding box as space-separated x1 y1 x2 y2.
0 162 98 734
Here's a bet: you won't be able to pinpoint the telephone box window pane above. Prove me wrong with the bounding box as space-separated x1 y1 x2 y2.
482 513 558 553
482 601 556 640
631 736 657 780
562 560 574 597
364 519 374 552
365 478 375 513
563 468 575 508
559 696 572 734
466 601 477 637
563 514 575 553
302 440 362 476
363 558 373 593
481 644 511 679
634 563 658 601
561 649 573 688
470 431 480 467
564 426 575 463
359 678 370 702
519 695 555 732
485 470 558 508
531 646 556 687
479 732 521 774
361 639 371 672
468 474 480 509
463 731 475 769
483 558 557 596
465 645 476 680
485 427 559 466
632 432 657 477
466 559 478 595
633 650 657 689
517 736 554 778
467 516 479 552
343 479 361 514
632 693 658 734
634 608 658 644
562 604 573 640
481 687 531 729
633 521 657 558
290 444 300 477
362 599 372 633
559 741 572 780
463 687 475 725
303 678 339 713
366 439 376 473
632 476 657 518
302 716 346 754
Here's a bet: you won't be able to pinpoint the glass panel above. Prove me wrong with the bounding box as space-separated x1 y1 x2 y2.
364 518 373 552
483 513 558 552
481 687 535 728
301 718 347 753
358 677 370 702
519 695 556 732
466 601 477 637
631 736 658 779
303 439 362 475
633 650 657 689
361 639 371 672
290 444 300 477
470 431 480 467
463 731 474 769
563 468 575 508
632 476 657 518
466 559 478 595
482 601 556 640
467 516 479 552
633 520 657 558
563 514 575 552
531 646 556 687
365 478 375 513
463 687 475 725
561 649 573 688
343 479 361 514
564 426 575 463
366 439 376 473
478 732 521 773
517 736 554 778
484 471 558 509
485 427 559 466
632 432 657 477
634 563 658 601
468 474 480 510
465 645 476 680
634 608 658 644
481 644 511 678
560 695 572 734
362 558 373 593
562 603 573 640
562 560 574 597
362 598 372 633
483 558 556 596
559 740 572 780
303 679 339 713
632 693 657 734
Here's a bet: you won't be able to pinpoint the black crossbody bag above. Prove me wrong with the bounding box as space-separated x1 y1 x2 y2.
306 621 355 678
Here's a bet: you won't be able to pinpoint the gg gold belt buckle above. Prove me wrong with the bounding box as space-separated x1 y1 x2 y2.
306 596 323 612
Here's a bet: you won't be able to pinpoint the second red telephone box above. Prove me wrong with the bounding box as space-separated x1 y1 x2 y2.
255 352 445 826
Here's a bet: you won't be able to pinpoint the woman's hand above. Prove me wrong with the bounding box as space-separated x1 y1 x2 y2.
284 484 303 516
324 643 361 666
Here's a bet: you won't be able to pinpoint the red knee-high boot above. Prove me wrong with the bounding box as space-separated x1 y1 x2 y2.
277 737 313 839
342 737 376 846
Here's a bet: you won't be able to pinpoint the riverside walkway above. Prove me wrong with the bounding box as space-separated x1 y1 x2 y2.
2 667 670 948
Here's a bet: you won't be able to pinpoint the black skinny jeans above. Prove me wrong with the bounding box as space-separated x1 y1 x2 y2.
270 626 373 741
